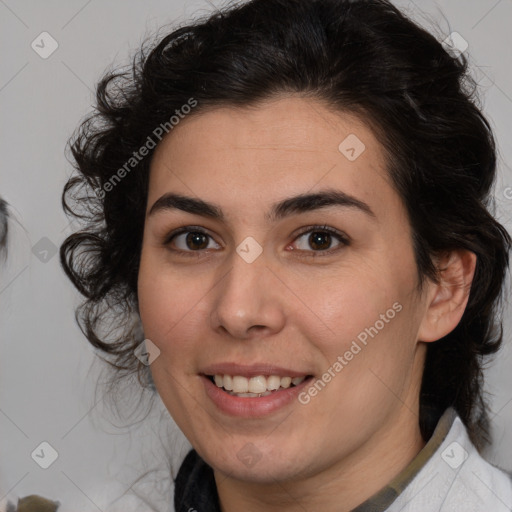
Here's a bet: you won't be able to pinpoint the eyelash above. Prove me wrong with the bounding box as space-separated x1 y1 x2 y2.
163 224 350 258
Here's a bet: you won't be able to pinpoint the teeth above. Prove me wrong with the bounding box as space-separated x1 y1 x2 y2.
232 375 249 393
267 375 281 390
249 376 267 394
223 374 233 391
228 391 273 398
211 374 307 395
280 377 292 388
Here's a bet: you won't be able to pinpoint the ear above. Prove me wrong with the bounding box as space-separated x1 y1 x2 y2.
417 250 477 343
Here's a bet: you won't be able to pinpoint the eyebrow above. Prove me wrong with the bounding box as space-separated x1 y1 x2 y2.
148 189 376 222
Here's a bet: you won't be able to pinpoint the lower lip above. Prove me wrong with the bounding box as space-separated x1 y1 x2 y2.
202 375 314 418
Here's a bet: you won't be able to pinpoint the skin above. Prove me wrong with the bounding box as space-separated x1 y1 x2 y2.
137 96 476 511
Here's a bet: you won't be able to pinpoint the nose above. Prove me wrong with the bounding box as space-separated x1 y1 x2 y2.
209 248 286 340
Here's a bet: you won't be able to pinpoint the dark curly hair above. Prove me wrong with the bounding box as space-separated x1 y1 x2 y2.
60 0 511 449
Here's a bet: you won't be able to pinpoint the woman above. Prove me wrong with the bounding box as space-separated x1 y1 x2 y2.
60 0 512 510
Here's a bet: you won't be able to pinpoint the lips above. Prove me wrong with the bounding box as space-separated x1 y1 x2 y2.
199 363 315 417
202 373 313 417
200 362 312 379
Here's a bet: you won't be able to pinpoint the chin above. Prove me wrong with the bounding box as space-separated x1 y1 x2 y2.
213 454 305 484
197 436 313 484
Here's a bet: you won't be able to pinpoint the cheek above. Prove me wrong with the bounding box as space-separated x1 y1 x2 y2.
137 251 216 368
138 252 188 348
294 259 420 393
291 263 401 349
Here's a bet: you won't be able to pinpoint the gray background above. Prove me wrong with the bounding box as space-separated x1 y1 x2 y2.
1 0 511 510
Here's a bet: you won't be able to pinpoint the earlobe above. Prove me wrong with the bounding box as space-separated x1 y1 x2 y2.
417 250 477 343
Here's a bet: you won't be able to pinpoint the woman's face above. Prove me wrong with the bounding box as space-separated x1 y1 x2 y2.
138 96 432 485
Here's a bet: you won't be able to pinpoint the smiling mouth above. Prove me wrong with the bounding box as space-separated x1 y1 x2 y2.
206 374 314 398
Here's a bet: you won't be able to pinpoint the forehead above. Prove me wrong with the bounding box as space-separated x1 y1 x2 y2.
148 96 397 222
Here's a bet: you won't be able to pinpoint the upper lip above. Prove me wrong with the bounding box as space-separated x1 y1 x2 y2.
200 363 313 378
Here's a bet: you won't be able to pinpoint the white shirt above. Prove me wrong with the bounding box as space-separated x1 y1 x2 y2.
383 410 512 511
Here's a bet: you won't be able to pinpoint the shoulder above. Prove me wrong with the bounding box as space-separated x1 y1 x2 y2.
443 416 512 511
392 414 512 512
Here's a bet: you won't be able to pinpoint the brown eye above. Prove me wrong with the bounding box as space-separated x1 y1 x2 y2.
292 226 349 255
185 232 209 250
165 227 221 253
308 231 332 250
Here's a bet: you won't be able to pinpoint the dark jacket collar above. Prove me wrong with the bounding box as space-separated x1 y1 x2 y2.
174 446 220 512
